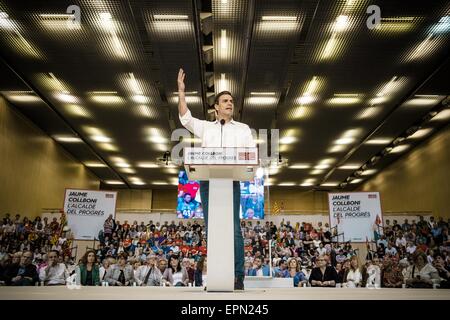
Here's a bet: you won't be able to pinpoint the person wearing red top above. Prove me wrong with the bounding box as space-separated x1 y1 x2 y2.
304 223 312 232
198 239 207 255
123 235 132 249
180 242 191 256
181 181 200 199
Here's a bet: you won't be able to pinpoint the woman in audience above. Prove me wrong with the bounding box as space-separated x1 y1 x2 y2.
285 258 307 287
105 252 135 286
382 256 403 288
163 254 189 286
433 254 449 288
404 251 440 288
75 250 100 286
194 256 207 287
309 255 338 287
343 256 362 288
337 259 349 285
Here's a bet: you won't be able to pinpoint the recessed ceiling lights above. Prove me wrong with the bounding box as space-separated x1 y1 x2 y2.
366 138 392 145
91 135 112 143
53 135 82 143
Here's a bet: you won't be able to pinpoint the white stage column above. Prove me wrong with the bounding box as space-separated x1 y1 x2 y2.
207 178 234 292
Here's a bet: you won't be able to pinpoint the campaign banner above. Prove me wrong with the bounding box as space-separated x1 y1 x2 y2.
184 147 258 165
63 189 117 240
328 192 383 243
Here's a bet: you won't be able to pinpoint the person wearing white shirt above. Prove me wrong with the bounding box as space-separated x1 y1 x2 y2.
365 261 381 288
312 239 321 248
39 250 69 286
404 251 440 288
406 242 416 255
99 258 112 282
177 69 255 290
395 234 407 248
135 255 162 286
343 256 362 288
316 243 327 256
385 243 397 256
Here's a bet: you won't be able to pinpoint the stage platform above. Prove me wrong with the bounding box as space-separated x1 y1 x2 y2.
1 287 449 300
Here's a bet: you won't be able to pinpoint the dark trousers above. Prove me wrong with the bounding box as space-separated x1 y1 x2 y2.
199 180 244 278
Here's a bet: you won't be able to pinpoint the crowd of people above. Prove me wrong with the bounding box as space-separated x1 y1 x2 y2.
0 212 449 289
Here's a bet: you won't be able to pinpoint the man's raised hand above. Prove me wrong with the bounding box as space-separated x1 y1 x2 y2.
177 68 185 92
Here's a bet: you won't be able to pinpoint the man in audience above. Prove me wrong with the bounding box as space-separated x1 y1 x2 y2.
273 258 288 278
182 257 195 285
385 242 398 257
136 254 162 286
39 250 69 285
6 250 38 286
158 257 168 274
248 256 270 276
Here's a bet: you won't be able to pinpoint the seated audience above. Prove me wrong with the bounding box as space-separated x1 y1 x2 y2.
404 251 440 288
39 250 68 285
382 256 403 288
309 255 338 287
343 256 362 288
105 253 135 286
135 254 162 286
248 256 270 276
285 258 307 287
163 255 189 286
194 256 207 287
5 250 38 286
75 250 100 286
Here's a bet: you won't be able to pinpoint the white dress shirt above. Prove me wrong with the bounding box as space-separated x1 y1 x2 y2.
135 265 162 286
344 269 362 288
404 263 440 283
179 110 255 148
39 263 69 285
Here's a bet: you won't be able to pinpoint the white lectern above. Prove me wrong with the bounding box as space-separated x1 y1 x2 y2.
184 147 258 291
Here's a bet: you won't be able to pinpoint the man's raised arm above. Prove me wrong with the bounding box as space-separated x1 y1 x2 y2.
177 68 205 138
177 68 188 117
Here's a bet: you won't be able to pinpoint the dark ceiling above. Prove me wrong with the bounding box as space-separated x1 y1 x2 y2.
0 0 449 190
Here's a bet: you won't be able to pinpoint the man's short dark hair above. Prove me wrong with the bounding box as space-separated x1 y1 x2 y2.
214 91 233 105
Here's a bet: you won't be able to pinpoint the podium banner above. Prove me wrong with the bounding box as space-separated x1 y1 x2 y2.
184 147 258 165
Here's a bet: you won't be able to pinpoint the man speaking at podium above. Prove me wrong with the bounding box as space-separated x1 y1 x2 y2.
177 68 255 290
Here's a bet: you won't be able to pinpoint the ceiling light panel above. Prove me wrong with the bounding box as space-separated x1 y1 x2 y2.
0 11 42 58
402 34 447 62
94 12 130 59
369 16 421 35
216 1 303 127
37 13 82 32
1 91 41 103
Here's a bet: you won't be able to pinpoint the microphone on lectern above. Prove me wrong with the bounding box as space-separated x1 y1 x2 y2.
220 119 225 147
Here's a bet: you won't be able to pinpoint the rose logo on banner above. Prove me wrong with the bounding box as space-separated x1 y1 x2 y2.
238 152 255 161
